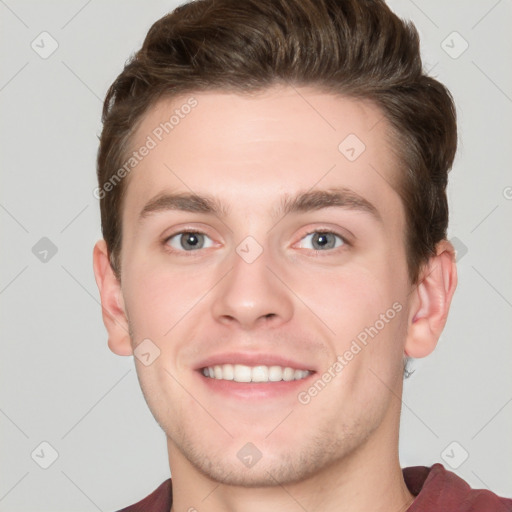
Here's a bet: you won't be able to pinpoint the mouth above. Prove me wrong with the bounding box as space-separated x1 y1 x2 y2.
195 359 316 401
194 353 317 400
200 363 313 383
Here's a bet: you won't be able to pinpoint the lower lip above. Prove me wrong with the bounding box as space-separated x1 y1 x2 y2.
196 370 315 400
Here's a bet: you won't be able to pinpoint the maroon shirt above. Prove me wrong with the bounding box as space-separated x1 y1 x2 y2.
115 463 512 511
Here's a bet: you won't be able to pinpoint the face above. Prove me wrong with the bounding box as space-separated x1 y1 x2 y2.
117 86 413 486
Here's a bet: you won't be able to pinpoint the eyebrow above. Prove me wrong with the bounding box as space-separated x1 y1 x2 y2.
138 187 382 223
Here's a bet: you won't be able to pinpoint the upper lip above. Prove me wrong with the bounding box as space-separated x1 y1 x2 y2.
195 352 316 372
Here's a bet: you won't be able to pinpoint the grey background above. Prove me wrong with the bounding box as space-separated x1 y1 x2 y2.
1 0 511 510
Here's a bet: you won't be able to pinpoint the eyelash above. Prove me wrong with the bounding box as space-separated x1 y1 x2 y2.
298 229 350 255
162 228 350 256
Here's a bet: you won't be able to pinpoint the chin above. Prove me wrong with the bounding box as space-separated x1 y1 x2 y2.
174 428 362 488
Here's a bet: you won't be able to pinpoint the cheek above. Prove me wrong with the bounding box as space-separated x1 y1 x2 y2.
295 257 407 386
294 260 396 338
122 260 205 340
125 283 168 337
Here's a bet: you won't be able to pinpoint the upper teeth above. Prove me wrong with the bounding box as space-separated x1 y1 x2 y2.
202 364 311 383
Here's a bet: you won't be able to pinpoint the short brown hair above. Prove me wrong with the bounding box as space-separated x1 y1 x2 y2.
96 0 457 285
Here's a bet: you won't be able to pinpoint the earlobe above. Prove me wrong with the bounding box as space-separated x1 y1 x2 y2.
404 240 458 358
92 240 133 356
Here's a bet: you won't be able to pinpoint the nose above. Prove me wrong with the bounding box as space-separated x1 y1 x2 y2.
211 243 294 330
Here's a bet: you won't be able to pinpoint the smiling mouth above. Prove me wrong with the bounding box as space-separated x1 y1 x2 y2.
201 364 313 383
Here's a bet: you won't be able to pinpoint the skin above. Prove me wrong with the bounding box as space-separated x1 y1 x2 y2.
93 85 457 512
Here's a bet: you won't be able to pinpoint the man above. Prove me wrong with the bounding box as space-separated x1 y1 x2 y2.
92 0 512 510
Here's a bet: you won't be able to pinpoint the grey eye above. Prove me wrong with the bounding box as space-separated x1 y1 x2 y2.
167 232 214 251
298 232 344 250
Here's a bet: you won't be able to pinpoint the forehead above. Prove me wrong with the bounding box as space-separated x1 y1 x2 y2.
123 85 403 226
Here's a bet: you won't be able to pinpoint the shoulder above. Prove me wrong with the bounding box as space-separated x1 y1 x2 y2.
114 479 172 512
403 463 512 511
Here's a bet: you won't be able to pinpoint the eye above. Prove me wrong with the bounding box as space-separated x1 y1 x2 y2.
297 230 346 251
165 231 214 251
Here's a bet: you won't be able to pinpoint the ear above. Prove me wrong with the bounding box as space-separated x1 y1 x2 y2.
404 239 458 358
92 240 133 356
